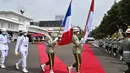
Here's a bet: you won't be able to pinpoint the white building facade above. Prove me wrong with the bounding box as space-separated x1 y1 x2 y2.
0 11 48 41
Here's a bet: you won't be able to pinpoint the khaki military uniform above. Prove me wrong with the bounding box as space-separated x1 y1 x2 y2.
108 40 113 53
72 34 83 54
44 35 56 54
118 39 124 57
99 40 103 49
44 35 57 70
105 39 109 51
71 34 83 72
121 38 130 62
121 38 130 73
112 40 118 55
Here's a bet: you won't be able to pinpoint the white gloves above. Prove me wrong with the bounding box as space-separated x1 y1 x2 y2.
15 52 19 56
81 38 84 42
54 37 58 42
80 38 84 46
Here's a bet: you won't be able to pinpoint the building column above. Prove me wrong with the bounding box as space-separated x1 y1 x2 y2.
13 32 18 41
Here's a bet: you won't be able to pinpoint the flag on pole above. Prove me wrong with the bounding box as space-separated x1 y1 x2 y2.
82 0 94 44
58 1 73 45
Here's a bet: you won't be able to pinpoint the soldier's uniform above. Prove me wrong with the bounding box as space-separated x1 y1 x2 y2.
0 28 10 69
44 35 56 69
118 38 124 61
122 28 130 73
108 39 113 54
112 38 118 57
99 39 103 49
15 29 29 73
41 28 58 73
67 27 83 73
105 38 109 52
102 39 106 50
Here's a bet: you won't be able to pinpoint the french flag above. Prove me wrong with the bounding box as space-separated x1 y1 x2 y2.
58 1 73 45
82 0 94 44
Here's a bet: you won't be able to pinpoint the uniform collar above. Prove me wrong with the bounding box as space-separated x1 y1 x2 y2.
24 35 27 37
2 34 6 36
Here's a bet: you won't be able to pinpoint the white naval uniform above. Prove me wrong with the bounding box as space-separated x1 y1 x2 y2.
0 34 10 64
15 35 29 67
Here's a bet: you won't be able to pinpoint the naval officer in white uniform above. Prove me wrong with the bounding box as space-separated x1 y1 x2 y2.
15 29 29 73
0 28 10 69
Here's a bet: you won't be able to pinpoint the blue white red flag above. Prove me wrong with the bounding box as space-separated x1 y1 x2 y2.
58 1 73 45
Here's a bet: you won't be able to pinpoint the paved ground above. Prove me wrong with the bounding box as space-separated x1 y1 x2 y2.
0 42 128 73
90 45 127 73
0 42 41 73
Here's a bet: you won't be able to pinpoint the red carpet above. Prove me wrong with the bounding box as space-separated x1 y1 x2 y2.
80 44 106 73
38 43 74 73
38 43 105 73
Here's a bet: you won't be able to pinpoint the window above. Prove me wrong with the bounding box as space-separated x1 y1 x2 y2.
13 24 17 30
8 23 11 29
1 22 4 28
12 24 14 29
19 18 25 22
43 24 45 27
44 24 46 27
48 24 50 27
51 24 53 27
56 24 59 27
58 24 60 27
45 24 48 27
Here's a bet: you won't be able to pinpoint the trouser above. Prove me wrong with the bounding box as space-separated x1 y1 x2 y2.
45 52 54 70
72 53 82 72
99 45 103 49
103 45 105 49
106 46 108 51
0 50 8 64
125 62 130 73
108 47 112 52
113 48 117 54
17 51 28 67
119 49 123 56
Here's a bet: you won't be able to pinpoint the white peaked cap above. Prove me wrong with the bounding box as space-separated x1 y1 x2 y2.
22 29 28 33
73 27 79 32
125 28 130 34
1 28 7 32
48 28 53 32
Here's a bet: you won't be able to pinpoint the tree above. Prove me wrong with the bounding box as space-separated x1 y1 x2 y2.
91 0 130 39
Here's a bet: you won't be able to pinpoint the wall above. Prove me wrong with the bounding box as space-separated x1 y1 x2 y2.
13 32 18 41
0 12 31 25
0 13 6 18
0 19 19 31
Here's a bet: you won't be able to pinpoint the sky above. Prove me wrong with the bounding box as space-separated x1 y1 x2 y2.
0 0 121 29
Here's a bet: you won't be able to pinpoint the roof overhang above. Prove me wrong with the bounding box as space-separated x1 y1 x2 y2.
0 11 33 20
0 17 24 25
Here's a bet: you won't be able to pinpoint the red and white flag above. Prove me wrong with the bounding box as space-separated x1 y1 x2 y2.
82 0 94 44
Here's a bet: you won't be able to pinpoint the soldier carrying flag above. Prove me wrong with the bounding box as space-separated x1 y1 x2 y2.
121 28 130 73
67 27 83 73
40 28 58 73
